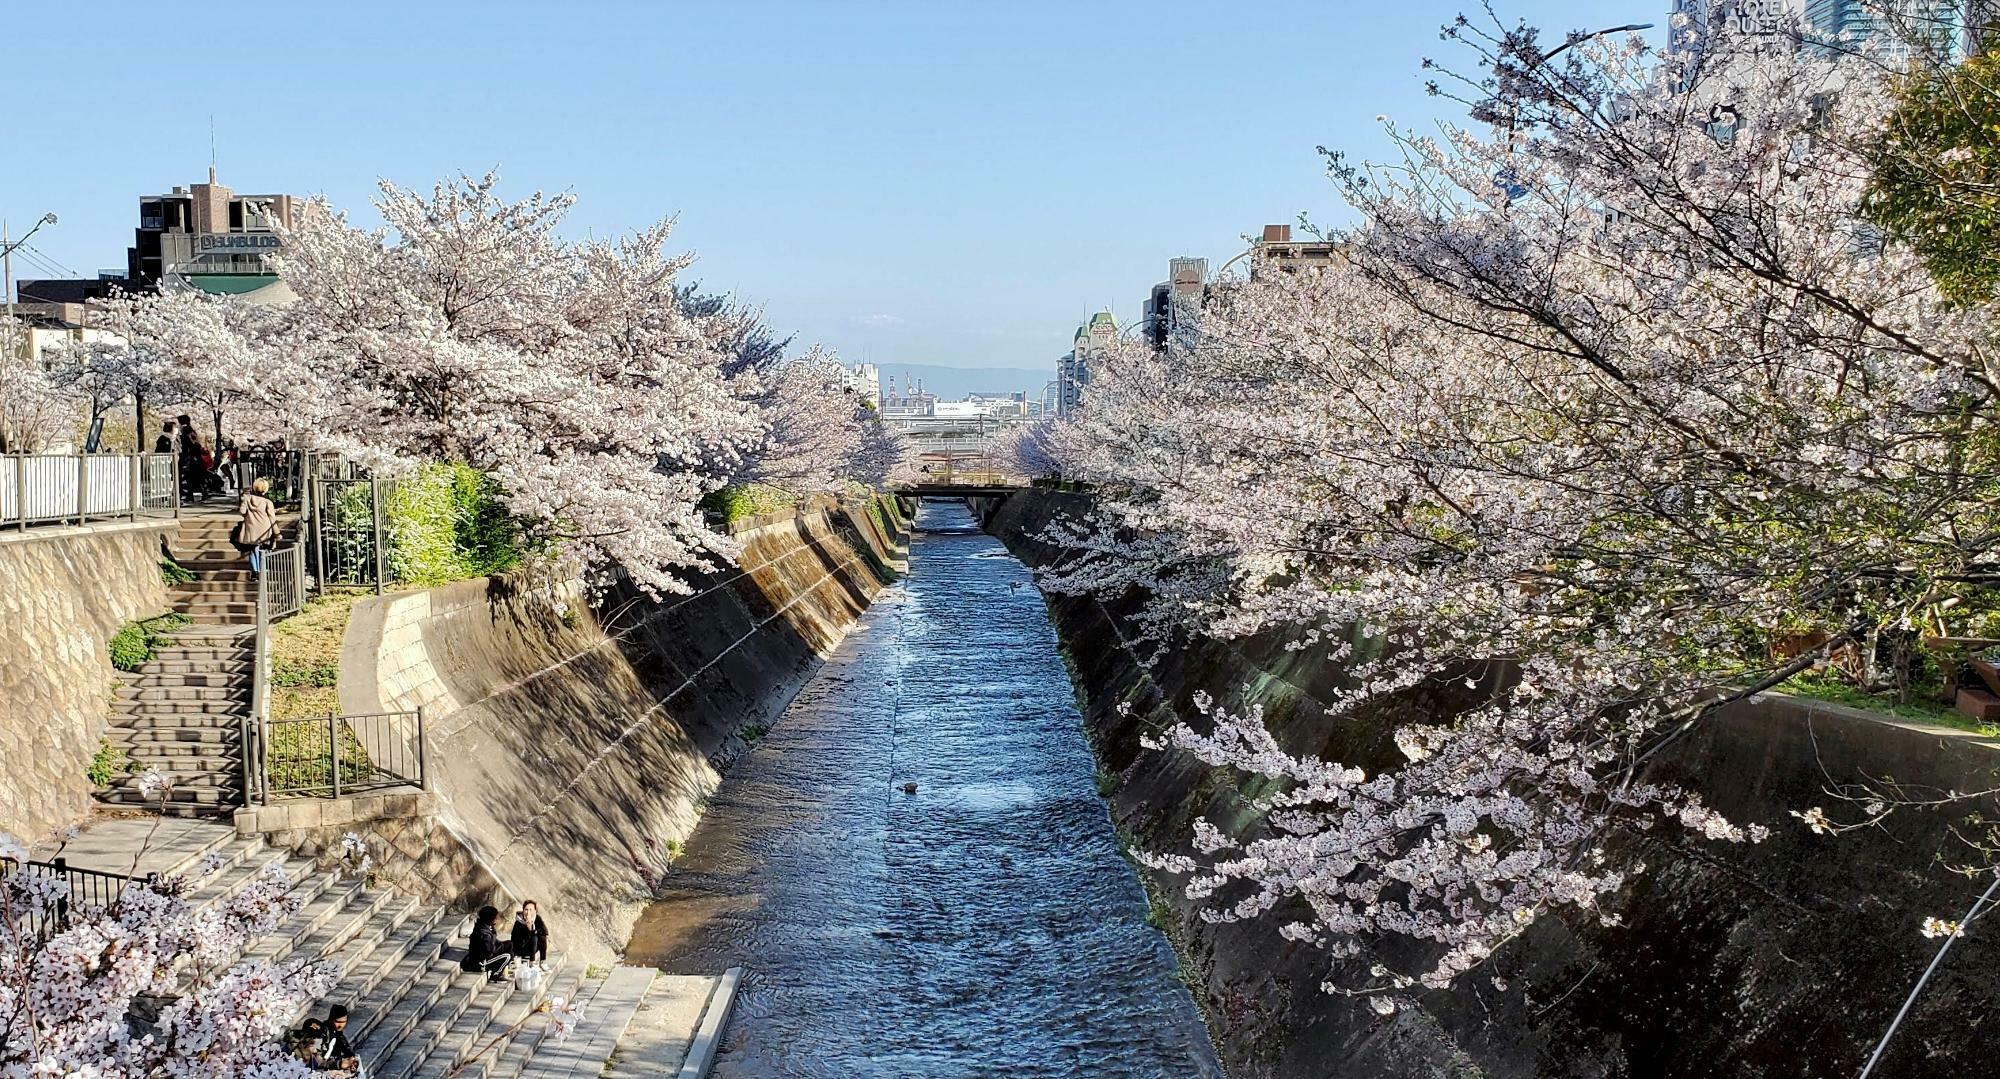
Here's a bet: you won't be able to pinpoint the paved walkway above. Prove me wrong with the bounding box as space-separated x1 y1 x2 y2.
30 815 233 876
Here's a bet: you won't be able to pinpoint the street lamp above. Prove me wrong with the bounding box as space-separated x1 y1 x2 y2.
1494 23 1655 204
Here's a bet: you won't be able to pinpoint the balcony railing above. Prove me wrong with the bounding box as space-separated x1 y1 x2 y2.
0 452 179 529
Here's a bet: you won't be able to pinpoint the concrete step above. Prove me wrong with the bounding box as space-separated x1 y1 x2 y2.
514 967 654 1079
490 966 597 1079
116 751 239 776
350 918 470 1053
385 968 522 1079
444 960 570 1079
109 729 238 749
105 769 242 792
97 786 238 808
111 707 250 723
330 906 453 1026
121 672 249 689
141 659 254 675
114 685 250 702
165 627 256 643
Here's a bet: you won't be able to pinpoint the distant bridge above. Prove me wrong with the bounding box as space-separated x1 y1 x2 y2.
892 483 1025 499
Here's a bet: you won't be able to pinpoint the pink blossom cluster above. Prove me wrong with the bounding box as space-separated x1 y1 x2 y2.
1 830 339 1075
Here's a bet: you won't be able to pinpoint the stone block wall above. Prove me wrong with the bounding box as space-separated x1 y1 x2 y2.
334 497 907 963
984 489 2000 1079
0 521 173 842
237 790 502 912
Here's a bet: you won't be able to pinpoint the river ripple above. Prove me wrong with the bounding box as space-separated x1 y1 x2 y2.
625 500 1222 1078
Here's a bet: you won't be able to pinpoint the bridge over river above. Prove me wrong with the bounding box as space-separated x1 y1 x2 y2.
625 500 1220 1077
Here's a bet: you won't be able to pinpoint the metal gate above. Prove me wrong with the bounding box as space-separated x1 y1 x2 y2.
308 458 389 592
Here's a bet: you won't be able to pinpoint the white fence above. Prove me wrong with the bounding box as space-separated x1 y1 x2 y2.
0 453 179 527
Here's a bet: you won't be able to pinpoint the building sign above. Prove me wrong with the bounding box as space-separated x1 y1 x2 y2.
1169 257 1206 296
194 232 281 254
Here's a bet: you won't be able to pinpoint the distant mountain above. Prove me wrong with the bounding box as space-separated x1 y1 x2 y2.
874 362 1055 402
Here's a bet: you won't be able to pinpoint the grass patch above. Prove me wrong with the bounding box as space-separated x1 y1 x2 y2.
271 592 362 722
1776 672 1999 735
264 718 379 793
108 613 193 672
702 483 798 525
159 557 194 586
739 722 771 745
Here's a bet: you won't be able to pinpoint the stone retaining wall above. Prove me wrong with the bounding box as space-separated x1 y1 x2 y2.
236 789 501 911
335 498 906 964
983 489 2000 1079
0 521 173 841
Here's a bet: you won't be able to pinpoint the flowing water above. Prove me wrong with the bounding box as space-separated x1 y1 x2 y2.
624 500 1221 1078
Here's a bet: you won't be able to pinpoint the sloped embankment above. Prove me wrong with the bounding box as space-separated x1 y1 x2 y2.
338 496 907 963
982 489 2000 1079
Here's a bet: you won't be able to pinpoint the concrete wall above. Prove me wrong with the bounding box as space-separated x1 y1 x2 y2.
337 498 906 964
0 521 172 841
984 489 2000 1079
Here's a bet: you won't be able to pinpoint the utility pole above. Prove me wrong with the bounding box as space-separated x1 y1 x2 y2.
1 212 59 354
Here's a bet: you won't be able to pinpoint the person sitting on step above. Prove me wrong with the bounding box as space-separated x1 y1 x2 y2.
510 899 549 965
314 1005 363 1076
462 905 509 982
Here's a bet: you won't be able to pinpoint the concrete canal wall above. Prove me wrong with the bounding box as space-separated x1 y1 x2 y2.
982 489 2000 1079
336 496 907 963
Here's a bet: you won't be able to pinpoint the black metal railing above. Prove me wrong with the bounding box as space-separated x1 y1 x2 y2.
256 710 427 801
0 857 154 940
231 448 305 506
1 452 180 529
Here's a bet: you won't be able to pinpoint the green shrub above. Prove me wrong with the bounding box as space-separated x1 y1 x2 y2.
701 484 798 525
384 462 523 586
108 613 192 672
159 558 195 586
86 739 128 787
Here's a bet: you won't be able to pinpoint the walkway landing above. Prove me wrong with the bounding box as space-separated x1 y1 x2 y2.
30 815 234 876
603 969 742 1079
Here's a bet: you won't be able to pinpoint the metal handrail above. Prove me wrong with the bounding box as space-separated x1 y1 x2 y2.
257 709 426 801
0 856 154 940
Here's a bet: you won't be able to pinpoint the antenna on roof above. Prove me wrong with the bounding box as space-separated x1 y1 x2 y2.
208 115 217 184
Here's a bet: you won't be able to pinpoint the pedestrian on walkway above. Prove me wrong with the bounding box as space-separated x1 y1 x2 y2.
152 421 176 455
462 906 509 982
509 900 549 964
234 477 281 573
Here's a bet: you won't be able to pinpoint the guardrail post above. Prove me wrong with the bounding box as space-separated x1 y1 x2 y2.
13 456 25 530
239 713 254 808
75 454 87 524
329 714 342 799
172 451 181 519
129 455 140 522
370 477 387 595
292 546 305 614
417 706 430 791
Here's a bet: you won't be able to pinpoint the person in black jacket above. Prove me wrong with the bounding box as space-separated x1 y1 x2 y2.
462 906 507 982
510 900 549 963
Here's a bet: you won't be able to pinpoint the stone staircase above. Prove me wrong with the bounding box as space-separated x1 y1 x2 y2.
101 626 254 813
150 826 660 1079
163 509 293 625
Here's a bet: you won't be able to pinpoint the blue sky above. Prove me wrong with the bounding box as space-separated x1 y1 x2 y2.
2 0 1643 378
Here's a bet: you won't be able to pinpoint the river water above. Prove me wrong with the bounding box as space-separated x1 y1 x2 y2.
624 500 1221 1078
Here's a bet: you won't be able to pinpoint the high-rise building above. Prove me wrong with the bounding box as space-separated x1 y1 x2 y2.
1057 311 1117 415
1803 0 1975 57
1142 257 1208 350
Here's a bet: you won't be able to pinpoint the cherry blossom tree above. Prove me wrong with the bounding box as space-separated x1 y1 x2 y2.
1042 9 2000 1001
0 824 339 1074
734 347 907 493
0 317 76 452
